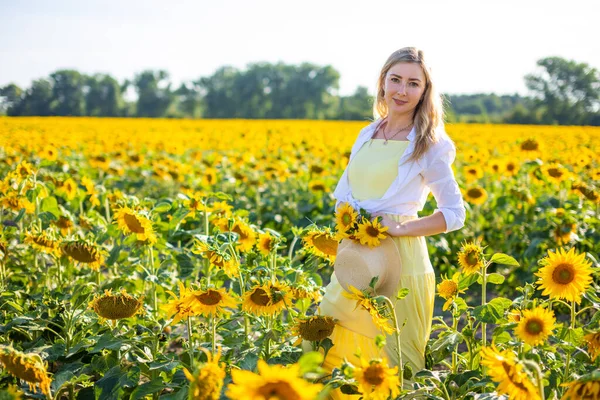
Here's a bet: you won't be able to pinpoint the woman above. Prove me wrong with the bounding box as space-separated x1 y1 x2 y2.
319 47 466 397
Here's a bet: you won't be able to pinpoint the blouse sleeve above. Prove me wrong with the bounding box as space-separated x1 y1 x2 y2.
421 139 466 233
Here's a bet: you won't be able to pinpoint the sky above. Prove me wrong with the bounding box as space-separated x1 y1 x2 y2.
1 0 599 98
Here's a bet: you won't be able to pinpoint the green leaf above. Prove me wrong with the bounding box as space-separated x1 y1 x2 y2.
396 288 410 300
298 351 324 375
458 273 479 290
41 196 60 218
176 253 195 279
429 331 463 363
152 201 172 213
473 297 512 324
130 377 165 400
490 253 520 267
95 366 139 400
487 273 505 285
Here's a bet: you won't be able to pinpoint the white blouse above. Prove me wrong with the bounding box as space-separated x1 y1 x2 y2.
333 119 466 233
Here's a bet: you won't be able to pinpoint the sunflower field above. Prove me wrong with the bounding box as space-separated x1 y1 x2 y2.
0 117 599 400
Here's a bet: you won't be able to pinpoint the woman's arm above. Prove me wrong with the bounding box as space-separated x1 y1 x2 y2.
392 210 447 237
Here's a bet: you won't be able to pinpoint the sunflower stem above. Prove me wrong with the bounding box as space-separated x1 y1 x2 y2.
523 360 545 400
211 314 217 354
380 296 403 390
563 301 576 383
187 315 194 370
451 313 458 374
148 246 157 313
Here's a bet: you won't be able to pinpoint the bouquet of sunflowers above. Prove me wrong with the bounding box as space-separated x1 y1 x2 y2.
334 202 391 248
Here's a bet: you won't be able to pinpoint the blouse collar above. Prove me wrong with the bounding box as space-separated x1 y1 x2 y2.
370 118 416 142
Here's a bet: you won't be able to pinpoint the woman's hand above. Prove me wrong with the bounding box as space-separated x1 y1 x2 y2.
370 212 406 237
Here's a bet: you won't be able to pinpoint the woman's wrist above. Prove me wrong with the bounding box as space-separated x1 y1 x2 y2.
392 222 408 237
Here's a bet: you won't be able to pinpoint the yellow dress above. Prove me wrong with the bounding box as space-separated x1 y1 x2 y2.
319 138 436 398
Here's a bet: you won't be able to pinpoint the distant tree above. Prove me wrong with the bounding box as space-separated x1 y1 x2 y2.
49 70 87 116
21 79 54 116
0 83 24 115
133 70 174 118
336 86 373 120
85 74 124 116
173 83 204 118
525 57 600 125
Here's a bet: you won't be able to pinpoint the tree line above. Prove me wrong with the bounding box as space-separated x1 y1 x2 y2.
1 57 598 125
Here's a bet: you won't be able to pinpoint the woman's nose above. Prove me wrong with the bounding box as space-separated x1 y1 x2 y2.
397 84 407 95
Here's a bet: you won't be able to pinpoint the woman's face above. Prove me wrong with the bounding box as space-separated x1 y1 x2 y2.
383 62 426 118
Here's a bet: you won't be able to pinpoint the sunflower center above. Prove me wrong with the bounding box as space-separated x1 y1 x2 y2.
548 168 563 178
521 139 539 151
197 290 222 306
507 163 515 171
257 381 300 400
232 225 248 240
124 213 146 234
364 364 385 386
313 233 338 256
342 213 352 226
366 225 380 238
33 236 56 249
465 250 479 266
467 188 482 198
525 318 543 335
250 288 270 306
63 243 98 263
552 264 574 284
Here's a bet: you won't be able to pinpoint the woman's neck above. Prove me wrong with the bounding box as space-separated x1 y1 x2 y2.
384 113 414 133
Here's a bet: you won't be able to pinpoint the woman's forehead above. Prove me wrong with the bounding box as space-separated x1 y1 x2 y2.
387 62 424 79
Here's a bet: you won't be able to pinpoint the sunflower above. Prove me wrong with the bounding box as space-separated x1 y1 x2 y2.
457 241 485 275
463 186 488 205
508 309 522 323
210 200 233 218
355 217 389 248
308 179 327 192
584 331 600 362
503 159 520 177
291 285 323 303
437 273 466 312
0 194 35 214
61 240 106 271
54 215 74 236
257 232 277 257
114 206 157 244
0 345 52 397
229 219 257 253
242 281 292 316
335 202 358 233
0 384 23 399
463 165 484 183
553 222 576 245
514 307 556 347
226 359 323 400
343 286 394 335
182 191 210 218
292 315 337 343
24 230 60 257
13 160 35 180
534 247 593 304
302 228 338 264
89 289 144 320
40 144 58 161
183 347 226 400
162 281 198 325
561 370 600 400
56 177 78 201
480 345 541 400
353 356 400 400
185 287 238 317
542 162 570 184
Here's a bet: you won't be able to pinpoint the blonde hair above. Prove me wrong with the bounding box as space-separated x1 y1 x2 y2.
373 47 446 164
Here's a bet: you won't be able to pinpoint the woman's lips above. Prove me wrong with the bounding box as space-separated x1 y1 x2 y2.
394 99 407 105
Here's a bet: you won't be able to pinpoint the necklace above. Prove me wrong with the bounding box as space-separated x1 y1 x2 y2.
381 120 413 145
